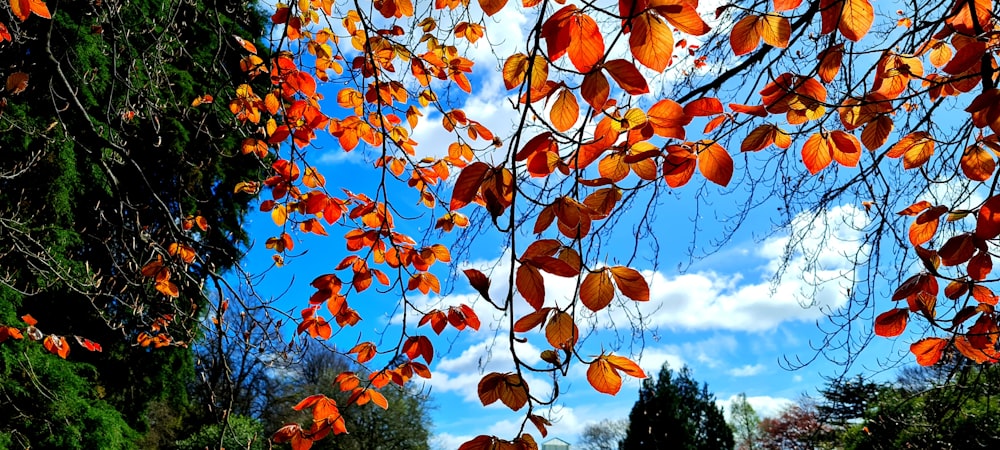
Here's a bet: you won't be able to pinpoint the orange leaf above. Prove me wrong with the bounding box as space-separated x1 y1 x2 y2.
606 354 647 378
801 133 832 174
43 335 70 358
513 308 552 333
758 14 790 48
730 16 760 56
550 88 579 132
546 311 578 349
10 0 30 21
817 44 844 83
402 336 434 363
587 357 623 394
656 0 711 35
910 337 948 366
349 342 378 363
697 141 733 187
5 71 28 94
630 11 674 72
683 98 724 117
909 205 947 246
604 59 649 95
662 150 697 188
477 372 529 411
822 0 873 41
829 130 861 168
939 233 976 266
961 145 995 181
516 264 545 310
774 0 803 11
647 99 691 138
610 266 649 301
581 270 615 311
887 132 934 169
479 0 508 15
581 71 610 111
874 308 908 337
741 124 781 152
969 251 993 281
861 115 893 150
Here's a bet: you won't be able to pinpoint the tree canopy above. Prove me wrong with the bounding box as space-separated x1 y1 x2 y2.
4 0 1000 448
622 364 734 450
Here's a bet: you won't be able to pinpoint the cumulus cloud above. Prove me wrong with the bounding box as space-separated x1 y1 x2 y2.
728 363 767 377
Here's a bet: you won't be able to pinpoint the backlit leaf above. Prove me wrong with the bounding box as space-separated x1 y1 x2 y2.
516 264 545 310
977 195 1000 239
630 11 673 72
730 16 760 56
546 311 578 349
758 14 790 49
874 308 908 337
610 266 649 301
961 145 995 181
551 88 579 132
911 337 948 366
697 141 733 187
604 59 649 95
581 270 615 311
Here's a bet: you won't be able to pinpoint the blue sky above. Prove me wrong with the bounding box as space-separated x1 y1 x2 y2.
236 0 929 448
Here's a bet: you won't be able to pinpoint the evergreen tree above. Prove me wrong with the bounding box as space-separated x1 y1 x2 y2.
621 364 734 450
0 0 265 447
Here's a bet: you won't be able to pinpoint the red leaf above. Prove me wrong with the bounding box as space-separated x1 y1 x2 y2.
449 162 490 211
874 308 908 337
684 98 724 116
977 195 1000 239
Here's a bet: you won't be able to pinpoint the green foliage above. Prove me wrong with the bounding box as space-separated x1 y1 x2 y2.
842 363 1000 450
621 364 734 450
174 415 266 450
727 394 761 450
0 0 265 447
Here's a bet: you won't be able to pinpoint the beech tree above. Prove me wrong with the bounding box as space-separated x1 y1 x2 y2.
6 0 1000 448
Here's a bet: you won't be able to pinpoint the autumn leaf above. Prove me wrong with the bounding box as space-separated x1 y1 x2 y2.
910 337 948 366
545 311 578 349
874 308 908 337
604 59 649 95
697 141 734 187
550 88 579 132
478 372 529 411
580 270 615 311
610 266 649 301
630 11 673 72
587 353 647 395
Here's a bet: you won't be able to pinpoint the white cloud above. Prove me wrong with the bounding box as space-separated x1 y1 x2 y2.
720 394 795 419
727 363 766 377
